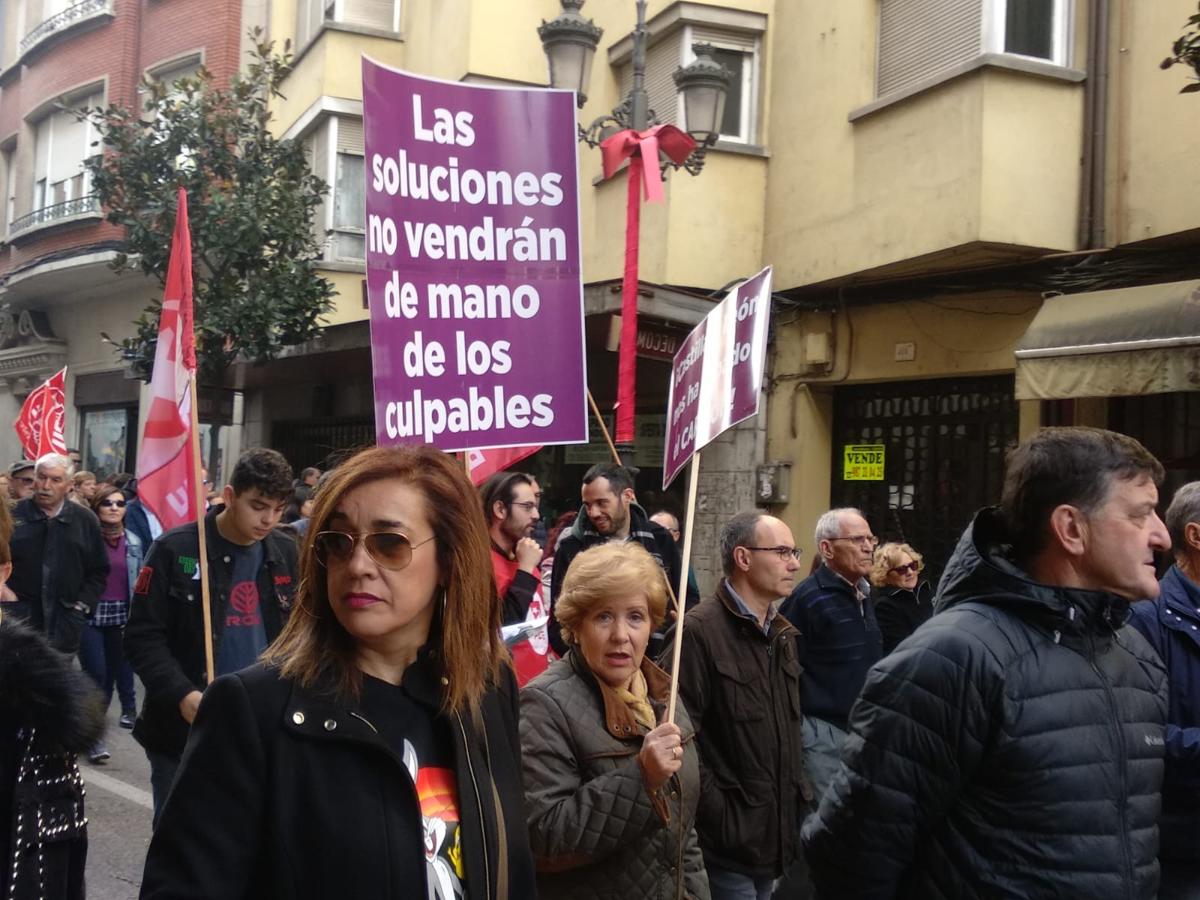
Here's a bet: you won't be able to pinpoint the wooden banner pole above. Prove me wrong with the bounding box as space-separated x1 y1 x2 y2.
586 390 621 467
667 451 700 725
188 377 215 686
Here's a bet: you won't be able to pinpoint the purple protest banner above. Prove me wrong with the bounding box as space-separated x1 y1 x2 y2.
662 267 773 488
363 58 588 452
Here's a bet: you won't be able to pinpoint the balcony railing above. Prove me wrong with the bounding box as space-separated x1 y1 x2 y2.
19 0 113 57
10 195 100 237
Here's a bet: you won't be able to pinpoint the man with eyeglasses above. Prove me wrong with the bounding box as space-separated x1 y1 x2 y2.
125 448 299 824
669 510 811 900
479 471 556 686
781 507 883 802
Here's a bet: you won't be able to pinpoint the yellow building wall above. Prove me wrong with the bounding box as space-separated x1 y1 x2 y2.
1111 0 1200 245
762 2 1085 289
978 69 1082 248
765 292 1041 546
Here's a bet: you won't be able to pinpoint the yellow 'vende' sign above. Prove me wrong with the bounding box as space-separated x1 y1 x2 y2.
843 444 885 481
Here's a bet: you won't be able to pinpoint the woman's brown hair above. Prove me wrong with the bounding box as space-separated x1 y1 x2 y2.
262 444 506 713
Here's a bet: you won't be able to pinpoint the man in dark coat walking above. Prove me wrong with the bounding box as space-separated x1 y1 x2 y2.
672 511 810 900
1128 480 1200 899
803 427 1171 899
7 453 109 654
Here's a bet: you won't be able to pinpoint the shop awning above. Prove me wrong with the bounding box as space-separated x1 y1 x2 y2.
1014 280 1200 400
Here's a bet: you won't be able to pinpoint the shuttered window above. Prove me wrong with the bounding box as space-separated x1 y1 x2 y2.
876 0 983 98
684 25 760 143
307 117 365 263
877 0 1072 99
339 0 398 32
332 118 364 261
32 91 100 212
298 0 399 47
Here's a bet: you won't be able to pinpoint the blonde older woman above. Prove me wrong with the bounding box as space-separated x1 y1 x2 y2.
870 541 934 654
521 541 709 900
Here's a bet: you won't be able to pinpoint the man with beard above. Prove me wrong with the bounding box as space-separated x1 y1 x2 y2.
7 453 108 654
482 471 554 685
481 471 543 625
548 463 688 655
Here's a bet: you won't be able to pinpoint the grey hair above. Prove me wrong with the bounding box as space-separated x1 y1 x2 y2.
814 507 865 545
721 511 766 576
1166 482 1200 557
35 452 74 477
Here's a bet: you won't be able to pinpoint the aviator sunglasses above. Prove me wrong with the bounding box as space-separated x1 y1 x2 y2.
313 530 434 571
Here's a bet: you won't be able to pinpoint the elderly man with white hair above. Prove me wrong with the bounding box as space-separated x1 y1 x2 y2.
7 452 109 655
780 507 883 801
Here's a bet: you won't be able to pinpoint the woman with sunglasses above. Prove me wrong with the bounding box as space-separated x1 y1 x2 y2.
869 542 934 655
78 484 143 761
140 445 536 900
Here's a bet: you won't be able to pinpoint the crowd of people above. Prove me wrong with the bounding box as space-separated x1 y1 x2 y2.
0 425 1197 899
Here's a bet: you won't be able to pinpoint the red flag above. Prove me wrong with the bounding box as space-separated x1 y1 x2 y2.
13 367 67 459
466 445 541 486
136 188 198 530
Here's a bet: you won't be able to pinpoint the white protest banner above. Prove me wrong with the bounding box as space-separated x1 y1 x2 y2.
662 267 773 488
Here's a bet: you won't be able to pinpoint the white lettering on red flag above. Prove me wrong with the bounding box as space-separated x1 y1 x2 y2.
13 367 67 459
136 188 198 530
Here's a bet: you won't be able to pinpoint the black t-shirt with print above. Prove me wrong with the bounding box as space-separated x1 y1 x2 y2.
360 674 467 900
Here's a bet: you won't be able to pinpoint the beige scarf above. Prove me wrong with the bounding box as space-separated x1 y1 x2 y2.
614 669 656 731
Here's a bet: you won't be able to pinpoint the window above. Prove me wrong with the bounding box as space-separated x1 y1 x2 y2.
80 406 135 479
682 27 759 144
32 91 100 213
618 23 761 145
297 0 399 47
985 0 1071 64
307 116 364 264
876 0 1072 99
2 147 14 233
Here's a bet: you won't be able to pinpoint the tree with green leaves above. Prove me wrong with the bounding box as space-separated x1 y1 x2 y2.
84 30 334 382
1162 4 1200 91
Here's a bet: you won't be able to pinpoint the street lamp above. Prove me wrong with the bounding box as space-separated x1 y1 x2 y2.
538 0 731 170
538 0 731 465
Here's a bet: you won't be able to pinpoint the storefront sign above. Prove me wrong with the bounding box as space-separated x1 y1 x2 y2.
363 59 587 452
603 315 691 362
843 444 885 481
663 267 773 487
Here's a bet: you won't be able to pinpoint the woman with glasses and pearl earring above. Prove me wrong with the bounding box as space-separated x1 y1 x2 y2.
869 542 934 655
141 445 536 900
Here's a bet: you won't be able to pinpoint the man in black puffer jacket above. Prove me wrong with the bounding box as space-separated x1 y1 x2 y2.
802 427 1171 899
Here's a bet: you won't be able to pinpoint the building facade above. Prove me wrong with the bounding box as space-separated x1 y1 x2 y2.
0 0 260 477
264 0 1200 593
9 1 1193 594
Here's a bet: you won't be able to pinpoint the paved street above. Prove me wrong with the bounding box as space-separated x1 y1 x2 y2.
81 693 154 900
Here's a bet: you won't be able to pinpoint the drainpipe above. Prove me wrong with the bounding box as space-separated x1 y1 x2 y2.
1078 0 1111 250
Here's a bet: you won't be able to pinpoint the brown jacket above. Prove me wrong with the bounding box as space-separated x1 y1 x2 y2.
521 651 710 900
668 581 810 878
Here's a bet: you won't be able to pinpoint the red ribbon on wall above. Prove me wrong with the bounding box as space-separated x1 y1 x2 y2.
599 125 697 447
